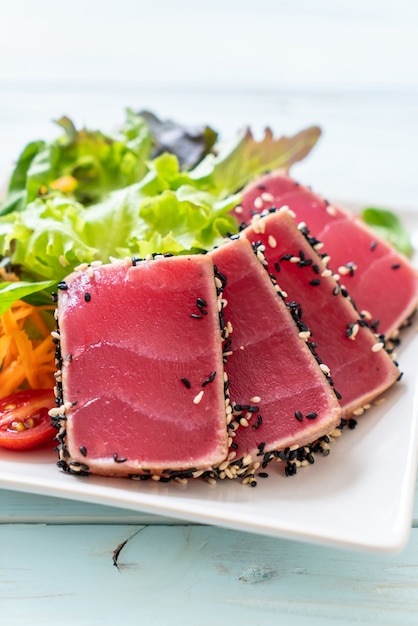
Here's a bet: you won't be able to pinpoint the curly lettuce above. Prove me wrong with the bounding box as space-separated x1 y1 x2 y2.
0 112 321 311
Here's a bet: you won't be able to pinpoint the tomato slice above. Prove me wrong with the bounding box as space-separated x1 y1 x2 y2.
0 389 56 451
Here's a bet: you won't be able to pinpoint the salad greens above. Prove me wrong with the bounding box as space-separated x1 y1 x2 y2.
0 110 322 311
0 110 153 216
361 207 414 258
0 280 55 317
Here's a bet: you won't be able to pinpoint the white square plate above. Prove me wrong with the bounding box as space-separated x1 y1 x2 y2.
1 206 417 553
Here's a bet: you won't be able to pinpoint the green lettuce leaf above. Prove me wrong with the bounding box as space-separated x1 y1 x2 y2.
361 207 414 257
0 163 238 282
0 109 153 213
188 125 321 198
0 140 46 216
0 113 322 310
0 280 55 316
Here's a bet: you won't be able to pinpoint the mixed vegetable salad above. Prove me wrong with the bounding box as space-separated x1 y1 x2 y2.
0 109 412 450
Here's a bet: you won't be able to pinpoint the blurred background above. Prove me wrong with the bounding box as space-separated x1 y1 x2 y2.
0 0 417 206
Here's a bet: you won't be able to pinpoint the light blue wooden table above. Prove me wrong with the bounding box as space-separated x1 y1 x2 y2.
1 2 418 623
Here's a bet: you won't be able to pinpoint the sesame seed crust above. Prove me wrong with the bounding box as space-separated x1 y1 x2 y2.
53 253 233 481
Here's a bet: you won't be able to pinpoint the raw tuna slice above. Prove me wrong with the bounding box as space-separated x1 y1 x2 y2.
210 237 341 471
52 254 229 479
236 171 418 337
240 207 400 418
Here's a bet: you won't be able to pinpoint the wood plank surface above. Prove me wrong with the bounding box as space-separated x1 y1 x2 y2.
1 523 418 626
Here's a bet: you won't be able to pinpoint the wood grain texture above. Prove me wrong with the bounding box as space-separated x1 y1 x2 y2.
1 524 418 626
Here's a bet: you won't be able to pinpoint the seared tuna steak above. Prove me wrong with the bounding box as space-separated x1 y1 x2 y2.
236 171 418 337
240 208 400 418
53 255 229 478
210 237 341 467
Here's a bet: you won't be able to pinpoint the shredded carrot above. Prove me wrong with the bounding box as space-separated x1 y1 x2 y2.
0 300 56 399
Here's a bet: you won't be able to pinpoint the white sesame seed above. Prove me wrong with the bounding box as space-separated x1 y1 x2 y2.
256 250 266 263
338 265 350 275
252 220 262 234
48 407 63 417
371 342 384 352
352 407 364 416
234 205 243 214
329 429 342 438
249 396 261 403
261 192 274 202
319 363 330 374
326 205 337 216
268 235 277 248
74 262 89 272
321 269 333 277
254 196 264 210
193 390 204 404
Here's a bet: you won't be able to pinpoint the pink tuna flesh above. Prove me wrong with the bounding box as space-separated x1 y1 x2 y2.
237 172 418 337
210 237 341 461
240 208 400 417
57 255 228 477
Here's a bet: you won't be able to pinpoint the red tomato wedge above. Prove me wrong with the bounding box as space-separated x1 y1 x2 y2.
0 389 56 451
